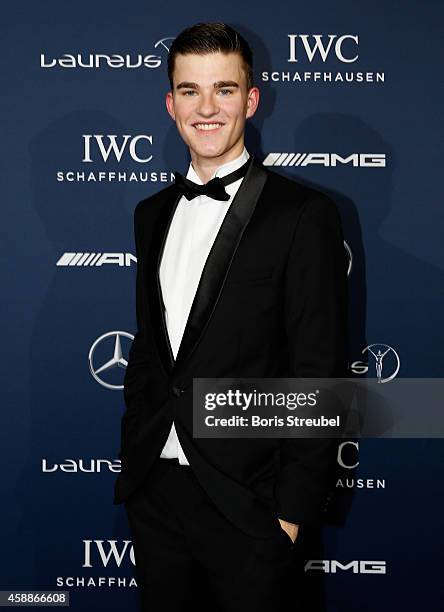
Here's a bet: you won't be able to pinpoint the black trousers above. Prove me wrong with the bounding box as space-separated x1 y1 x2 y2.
124 456 304 612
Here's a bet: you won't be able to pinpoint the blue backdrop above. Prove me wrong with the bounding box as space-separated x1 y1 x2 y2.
2 1 443 610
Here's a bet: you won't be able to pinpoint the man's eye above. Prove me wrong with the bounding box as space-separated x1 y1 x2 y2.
218 89 233 95
183 90 196 96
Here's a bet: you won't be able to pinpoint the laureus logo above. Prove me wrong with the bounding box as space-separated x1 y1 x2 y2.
349 344 401 382
359 344 401 383
40 37 174 69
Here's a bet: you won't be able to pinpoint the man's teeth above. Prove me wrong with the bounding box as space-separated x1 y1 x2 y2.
195 123 223 130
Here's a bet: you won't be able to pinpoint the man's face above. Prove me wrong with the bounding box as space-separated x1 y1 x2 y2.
166 51 259 162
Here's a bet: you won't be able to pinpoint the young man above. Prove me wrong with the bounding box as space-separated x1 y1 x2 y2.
114 22 348 612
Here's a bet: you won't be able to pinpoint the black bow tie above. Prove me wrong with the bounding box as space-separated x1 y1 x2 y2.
173 157 251 201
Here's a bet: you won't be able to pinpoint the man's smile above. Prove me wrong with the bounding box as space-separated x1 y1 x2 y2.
192 122 225 132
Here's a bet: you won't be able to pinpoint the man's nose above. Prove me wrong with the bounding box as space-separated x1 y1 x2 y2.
196 93 219 117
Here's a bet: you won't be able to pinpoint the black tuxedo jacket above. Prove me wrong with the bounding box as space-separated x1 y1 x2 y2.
113 155 348 538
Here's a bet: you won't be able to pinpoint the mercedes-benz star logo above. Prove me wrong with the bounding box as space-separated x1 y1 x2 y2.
88 331 134 390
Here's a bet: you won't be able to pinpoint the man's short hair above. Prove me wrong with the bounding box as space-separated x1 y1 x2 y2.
167 22 253 91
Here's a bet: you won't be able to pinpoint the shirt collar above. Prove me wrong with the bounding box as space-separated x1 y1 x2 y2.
186 147 250 185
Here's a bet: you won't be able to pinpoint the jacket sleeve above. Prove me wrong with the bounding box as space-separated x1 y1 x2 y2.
274 194 348 524
118 202 154 459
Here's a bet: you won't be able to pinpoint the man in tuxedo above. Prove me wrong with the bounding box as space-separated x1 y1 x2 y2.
114 22 348 611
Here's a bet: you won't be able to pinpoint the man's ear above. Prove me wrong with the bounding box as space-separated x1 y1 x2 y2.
165 91 176 121
246 87 260 119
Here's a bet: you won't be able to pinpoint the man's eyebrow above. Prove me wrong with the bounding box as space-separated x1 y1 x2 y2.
176 80 240 90
214 81 239 88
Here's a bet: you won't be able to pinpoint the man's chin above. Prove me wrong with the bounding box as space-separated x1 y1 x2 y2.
190 143 229 160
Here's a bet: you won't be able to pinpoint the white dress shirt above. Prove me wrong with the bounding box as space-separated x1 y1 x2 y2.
159 146 250 464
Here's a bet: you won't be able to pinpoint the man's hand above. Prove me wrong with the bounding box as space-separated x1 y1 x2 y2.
278 518 299 543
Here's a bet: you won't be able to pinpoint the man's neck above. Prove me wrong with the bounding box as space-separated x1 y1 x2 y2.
190 141 246 184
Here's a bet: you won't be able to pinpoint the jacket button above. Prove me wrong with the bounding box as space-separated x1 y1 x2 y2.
172 386 182 397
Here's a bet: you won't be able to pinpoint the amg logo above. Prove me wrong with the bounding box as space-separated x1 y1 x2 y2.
263 153 386 167
56 253 136 267
305 560 386 574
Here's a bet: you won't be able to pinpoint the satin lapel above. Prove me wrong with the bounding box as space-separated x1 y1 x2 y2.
146 188 181 376
173 155 268 374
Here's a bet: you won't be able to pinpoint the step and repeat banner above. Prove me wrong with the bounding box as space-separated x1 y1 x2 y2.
2 1 443 610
